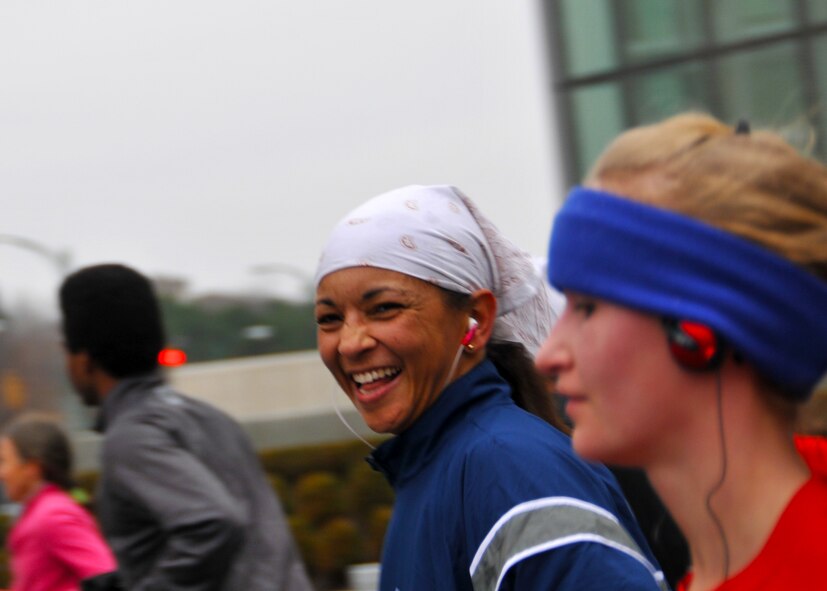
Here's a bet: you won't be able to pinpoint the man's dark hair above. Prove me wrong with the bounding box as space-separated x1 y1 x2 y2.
59 264 166 378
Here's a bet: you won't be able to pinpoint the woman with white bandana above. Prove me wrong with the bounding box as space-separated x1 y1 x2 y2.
314 185 666 591
536 113 827 591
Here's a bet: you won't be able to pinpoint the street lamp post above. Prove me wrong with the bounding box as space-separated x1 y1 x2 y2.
0 234 75 425
0 234 71 277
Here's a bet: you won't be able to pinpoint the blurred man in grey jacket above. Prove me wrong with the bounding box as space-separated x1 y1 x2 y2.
60 263 313 591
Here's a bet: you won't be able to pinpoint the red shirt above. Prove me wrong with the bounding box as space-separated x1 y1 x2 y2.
678 435 827 591
8 484 117 591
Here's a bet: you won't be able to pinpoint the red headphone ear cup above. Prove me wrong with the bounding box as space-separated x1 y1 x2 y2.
662 319 725 371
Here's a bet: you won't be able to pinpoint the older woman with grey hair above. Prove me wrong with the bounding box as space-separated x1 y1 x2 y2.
314 184 666 591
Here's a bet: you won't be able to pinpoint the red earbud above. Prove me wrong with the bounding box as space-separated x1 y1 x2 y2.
462 317 479 347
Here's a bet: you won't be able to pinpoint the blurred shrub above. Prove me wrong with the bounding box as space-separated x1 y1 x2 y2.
0 514 10 588
75 470 99 497
0 548 8 589
345 461 395 521
366 505 393 560
259 440 378 481
288 514 316 570
268 473 291 512
268 439 394 589
293 472 344 526
314 517 363 579
159 296 316 362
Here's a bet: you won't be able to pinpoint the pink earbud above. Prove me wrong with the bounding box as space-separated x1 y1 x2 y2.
461 318 479 346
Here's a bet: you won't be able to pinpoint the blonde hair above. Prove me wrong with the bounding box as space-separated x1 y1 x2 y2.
585 113 827 281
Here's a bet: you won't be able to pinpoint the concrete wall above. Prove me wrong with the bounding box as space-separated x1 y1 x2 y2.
169 350 339 418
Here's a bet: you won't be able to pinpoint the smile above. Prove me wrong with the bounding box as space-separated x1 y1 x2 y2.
352 367 401 386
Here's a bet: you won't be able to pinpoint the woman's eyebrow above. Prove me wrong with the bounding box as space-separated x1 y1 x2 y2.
362 287 408 301
315 286 409 307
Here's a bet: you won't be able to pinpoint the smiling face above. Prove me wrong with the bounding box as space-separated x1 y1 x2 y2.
534 293 698 466
316 267 472 434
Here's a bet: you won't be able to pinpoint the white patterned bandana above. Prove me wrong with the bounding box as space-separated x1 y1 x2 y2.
315 185 557 355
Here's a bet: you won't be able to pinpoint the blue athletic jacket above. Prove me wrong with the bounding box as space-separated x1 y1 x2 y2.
368 360 668 591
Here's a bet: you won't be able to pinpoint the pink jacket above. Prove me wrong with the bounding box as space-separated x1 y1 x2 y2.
8 484 117 591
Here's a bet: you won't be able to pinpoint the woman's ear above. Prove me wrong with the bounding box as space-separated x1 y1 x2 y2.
467 289 497 349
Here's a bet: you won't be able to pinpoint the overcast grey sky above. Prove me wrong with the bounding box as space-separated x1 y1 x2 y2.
1 1 564 312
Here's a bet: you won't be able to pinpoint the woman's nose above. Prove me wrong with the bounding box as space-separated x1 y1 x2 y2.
338 321 376 358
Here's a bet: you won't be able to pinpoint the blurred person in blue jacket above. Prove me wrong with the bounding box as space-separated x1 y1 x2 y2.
314 184 668 591
59 264 312 591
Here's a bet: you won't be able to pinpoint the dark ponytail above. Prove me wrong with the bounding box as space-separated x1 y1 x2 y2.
487 341 570 433
440 287 569 433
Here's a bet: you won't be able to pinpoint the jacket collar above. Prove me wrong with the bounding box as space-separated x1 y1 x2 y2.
795 435 827 479
95 372 164 433
368 359 510 487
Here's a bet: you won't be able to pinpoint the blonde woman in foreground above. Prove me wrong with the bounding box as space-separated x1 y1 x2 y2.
537 113 827 590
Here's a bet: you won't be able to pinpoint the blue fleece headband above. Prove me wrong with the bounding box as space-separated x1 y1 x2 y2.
548 187 827 401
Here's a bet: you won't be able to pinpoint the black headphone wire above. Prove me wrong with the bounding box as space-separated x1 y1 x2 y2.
705 370 730 580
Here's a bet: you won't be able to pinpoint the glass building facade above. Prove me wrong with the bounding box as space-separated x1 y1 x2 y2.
543 0 827 183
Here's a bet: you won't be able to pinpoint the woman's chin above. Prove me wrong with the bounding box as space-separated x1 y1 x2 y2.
357 408 408 436
362 417 398 435
571 430 608 462
572 432 638 466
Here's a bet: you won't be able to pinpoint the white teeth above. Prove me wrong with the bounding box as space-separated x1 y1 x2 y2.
353 367 399 385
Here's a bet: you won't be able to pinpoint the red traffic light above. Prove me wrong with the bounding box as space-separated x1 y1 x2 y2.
158 348 187 367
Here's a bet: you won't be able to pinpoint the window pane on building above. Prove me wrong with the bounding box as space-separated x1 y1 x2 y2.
621 0 704 62
558 0 616 76
544 0 826 184
629 62 709 124
712 0 797 43
810 1 827 23
812 35 827 157
571 83 624 178
718 42 804 127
